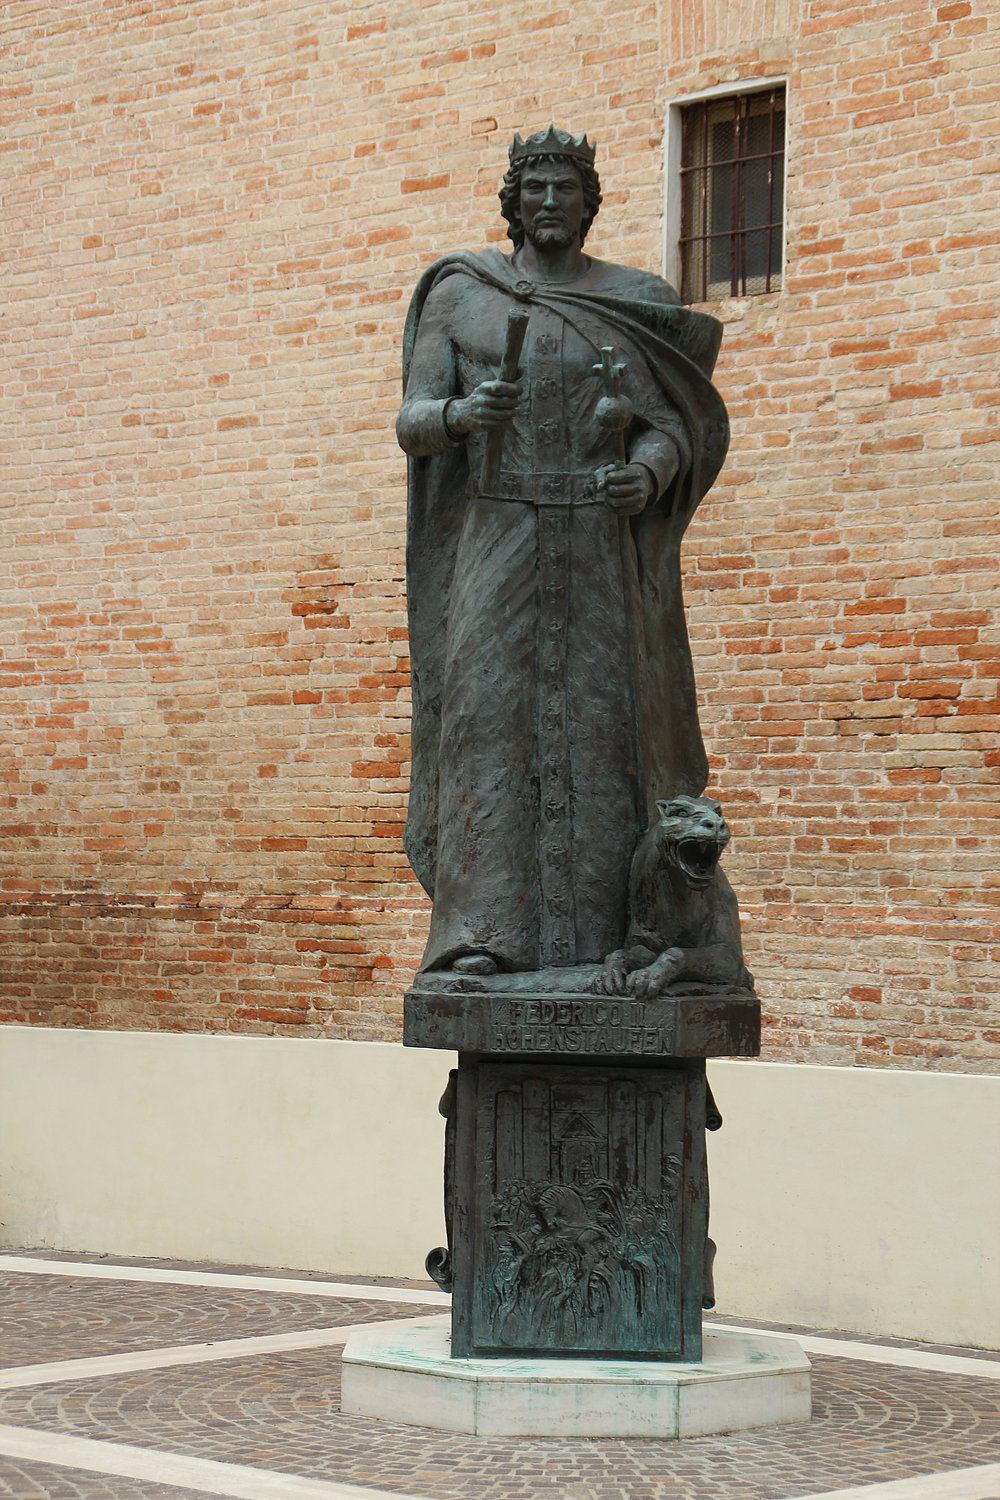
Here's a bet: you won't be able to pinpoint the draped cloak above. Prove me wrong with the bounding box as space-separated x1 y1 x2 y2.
400 249 729 973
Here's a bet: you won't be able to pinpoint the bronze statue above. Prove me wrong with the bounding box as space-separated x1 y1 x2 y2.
399 128 729 981
400 132 758 1360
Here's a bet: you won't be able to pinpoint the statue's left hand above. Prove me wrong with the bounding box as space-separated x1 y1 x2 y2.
599 463 655 516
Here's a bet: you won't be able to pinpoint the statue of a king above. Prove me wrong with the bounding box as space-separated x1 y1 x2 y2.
398 127 729 979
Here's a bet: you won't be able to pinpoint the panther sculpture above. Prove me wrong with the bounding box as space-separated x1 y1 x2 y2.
592 794 752 999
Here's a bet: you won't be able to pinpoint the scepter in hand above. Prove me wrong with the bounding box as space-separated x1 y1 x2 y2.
593 346 632 468
480 308 531 494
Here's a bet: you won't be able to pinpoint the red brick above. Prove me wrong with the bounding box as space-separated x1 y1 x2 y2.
0 0 996 1074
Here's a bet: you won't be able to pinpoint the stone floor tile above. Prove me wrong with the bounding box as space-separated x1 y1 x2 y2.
1 1257 998 1500
0 1347 997 1499
1 1253 434 1294
0 1456 210 1500
0 1273 421 1369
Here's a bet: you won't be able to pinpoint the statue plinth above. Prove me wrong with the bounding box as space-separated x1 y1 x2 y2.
405 971 759 1058
404 975 759 1362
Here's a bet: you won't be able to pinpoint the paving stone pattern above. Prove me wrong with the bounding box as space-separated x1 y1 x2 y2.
708 1311 1000 1364
0 1273 426 1369
1 1347 998 1500
4 1251 439 1295
0 1458 211 1500
10 1257 993 1363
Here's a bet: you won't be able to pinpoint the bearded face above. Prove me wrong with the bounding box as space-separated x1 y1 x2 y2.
518 160 586 250
527 219 577 249
499 151 602 249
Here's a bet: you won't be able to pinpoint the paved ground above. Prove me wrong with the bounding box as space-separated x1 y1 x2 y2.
0 1253 998 1500
0 1274 406 1370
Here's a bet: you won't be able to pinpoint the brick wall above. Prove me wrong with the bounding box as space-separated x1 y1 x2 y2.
2 0 997 1068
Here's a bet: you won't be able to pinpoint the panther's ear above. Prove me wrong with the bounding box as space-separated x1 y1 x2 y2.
655 799 672 820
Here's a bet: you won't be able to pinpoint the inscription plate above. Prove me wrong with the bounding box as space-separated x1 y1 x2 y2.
404 981 760 1058
489 995 675 1056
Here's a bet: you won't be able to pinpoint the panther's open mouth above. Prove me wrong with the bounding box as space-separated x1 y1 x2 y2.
676 837 721 887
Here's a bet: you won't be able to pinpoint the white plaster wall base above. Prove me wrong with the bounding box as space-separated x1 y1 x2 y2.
340 1315 812 1438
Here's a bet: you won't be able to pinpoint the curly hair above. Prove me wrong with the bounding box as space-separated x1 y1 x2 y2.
498 154 603 250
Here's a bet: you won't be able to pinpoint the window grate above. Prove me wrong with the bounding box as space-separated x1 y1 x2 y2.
679 87 786 303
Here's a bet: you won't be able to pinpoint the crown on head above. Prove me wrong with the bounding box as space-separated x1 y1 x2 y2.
508 126 597 167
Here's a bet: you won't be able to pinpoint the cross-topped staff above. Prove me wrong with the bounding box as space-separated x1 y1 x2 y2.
593 346 631 468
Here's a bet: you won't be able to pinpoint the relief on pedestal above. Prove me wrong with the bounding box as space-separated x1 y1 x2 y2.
465 1065 704 1357
485 1175 679 1349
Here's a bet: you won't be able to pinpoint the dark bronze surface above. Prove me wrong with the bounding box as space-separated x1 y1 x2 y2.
398 136 728 976
398 129 754 1365
404 982 759 1058
449 1057 708 1359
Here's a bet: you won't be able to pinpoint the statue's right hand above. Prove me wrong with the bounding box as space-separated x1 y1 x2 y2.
446 379 521 434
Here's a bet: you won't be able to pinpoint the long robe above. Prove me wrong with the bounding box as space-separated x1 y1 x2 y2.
398 249 728 972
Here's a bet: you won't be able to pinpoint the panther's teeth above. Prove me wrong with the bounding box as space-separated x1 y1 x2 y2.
678 838 720 881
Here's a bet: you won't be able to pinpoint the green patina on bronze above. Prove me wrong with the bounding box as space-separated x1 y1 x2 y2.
398 128 758 1363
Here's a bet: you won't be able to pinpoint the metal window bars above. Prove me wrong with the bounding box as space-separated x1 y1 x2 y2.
680 87 786 303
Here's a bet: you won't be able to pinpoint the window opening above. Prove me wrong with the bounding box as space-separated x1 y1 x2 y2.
679 86 785 302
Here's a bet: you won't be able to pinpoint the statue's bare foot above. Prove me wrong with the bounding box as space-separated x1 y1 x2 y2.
452 952 498 976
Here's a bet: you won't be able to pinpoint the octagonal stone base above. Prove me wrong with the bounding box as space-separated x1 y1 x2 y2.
341 1315 811 1439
